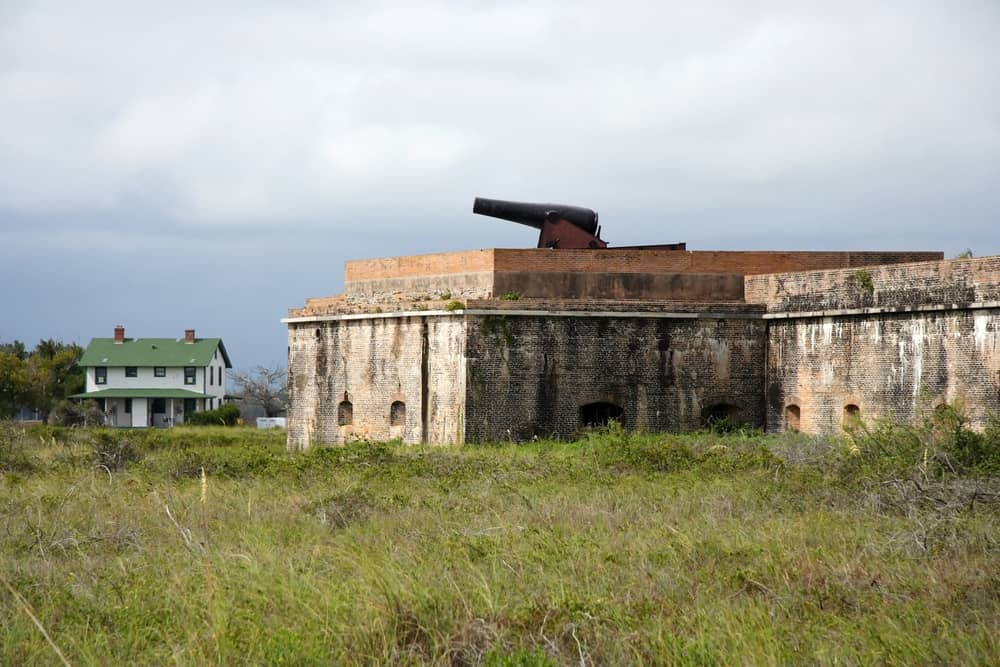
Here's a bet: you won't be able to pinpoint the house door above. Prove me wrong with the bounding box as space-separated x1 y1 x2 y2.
151 398 168 427
183 398 197 423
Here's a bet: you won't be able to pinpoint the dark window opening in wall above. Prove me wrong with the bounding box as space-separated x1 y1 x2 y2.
219 367 223 385
580 402 624 428
338 401 353 426
125 366 137 378
315 328 321 338
184 367 196 385
152 398 166 414
785 404 801 431
97 398 106 412
184 398 197 414
95 367 107 385
390 401 406 426
843 404 861 427
701 403 741 430
124 398 132 414
209 368 214 386
154 367 166 377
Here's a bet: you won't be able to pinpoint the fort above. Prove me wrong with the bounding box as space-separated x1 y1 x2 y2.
283 203 1000 449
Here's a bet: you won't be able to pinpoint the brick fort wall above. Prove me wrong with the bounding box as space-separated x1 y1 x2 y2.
754 256 1000 433
287 315 467 449
463 313 766 442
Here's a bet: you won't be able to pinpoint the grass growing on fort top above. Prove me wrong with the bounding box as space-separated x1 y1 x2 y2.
1 421 999 665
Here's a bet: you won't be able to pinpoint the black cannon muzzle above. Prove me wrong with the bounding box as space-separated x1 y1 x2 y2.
473 197 599 236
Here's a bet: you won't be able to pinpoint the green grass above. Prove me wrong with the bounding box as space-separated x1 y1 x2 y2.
1 421 998 665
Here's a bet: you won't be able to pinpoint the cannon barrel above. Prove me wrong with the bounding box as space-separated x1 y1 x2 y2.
473 197 599 236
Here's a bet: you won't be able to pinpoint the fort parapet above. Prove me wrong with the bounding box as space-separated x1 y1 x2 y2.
283 245 1000 449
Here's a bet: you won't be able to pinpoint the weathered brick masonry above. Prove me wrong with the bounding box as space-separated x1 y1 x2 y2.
286 247 998 448
746 256 1000 432
343 249 941 304
464 313 765 441
287 315 467 449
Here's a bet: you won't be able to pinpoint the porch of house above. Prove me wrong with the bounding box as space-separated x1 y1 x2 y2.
70 389 214 428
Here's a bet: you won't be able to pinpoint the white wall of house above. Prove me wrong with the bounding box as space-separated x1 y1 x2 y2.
202 350 228 408
86 366 208 393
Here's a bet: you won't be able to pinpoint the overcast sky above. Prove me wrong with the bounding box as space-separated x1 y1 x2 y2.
2 1 998 369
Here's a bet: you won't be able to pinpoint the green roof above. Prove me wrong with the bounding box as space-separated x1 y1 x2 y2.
71 388 214 399
78 338 232 369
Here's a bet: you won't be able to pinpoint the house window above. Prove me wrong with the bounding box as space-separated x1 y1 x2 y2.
183 398 197 414
390 401 406 426
95 367 107 385
152 398 166 413
124 398 132 414
125 367 137 378
209 368 214 386
154 367 166 377
338 401 353 426
184 367 196 385
218 367 223 385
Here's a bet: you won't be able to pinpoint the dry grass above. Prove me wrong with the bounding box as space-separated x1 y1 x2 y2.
0 421 998 665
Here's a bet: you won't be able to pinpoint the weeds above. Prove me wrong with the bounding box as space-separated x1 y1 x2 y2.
0 416 997 664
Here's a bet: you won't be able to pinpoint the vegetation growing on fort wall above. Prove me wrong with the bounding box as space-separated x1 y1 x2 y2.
1 413 998 665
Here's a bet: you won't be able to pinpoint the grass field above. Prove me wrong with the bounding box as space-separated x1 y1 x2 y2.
1 417 999 665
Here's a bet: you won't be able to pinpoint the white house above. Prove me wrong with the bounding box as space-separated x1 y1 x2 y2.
73 326 232 427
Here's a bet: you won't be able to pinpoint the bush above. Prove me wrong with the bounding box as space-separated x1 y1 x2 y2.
185 404 241 426
47 399 105 427
0 423 34 472
838 404 1000 481
152 444 288 478
91 429 141 471
590 421 777 475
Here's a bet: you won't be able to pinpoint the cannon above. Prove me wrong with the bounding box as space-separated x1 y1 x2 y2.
473 197 608 249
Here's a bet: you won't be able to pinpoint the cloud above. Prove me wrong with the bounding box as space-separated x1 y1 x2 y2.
1 1 996 235
1 1 998 366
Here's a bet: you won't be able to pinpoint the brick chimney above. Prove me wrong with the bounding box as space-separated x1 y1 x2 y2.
114 325 125 344
184 328 195 344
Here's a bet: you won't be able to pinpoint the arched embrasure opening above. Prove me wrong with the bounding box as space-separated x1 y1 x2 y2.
337 400 353 426
702 403 741 430
843 404 860 428
785 404 801 431
390 401 406 427
580 402 624 428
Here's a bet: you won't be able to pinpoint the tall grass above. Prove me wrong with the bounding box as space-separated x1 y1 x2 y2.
1 419 998 665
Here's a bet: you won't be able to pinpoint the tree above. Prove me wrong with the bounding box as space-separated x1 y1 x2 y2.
0 340 27 360
0 352 28 418
0 339 84 419
230 365 288 418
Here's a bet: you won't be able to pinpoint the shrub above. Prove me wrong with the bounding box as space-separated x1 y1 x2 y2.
589 422 777 475
91 429 141 471
936 407 1000 475
445 300 466 312
500 291 522 301
47 399 105 427
838 404 1000 482
153 444 288 478
0 423 34 472
185 404 241 426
